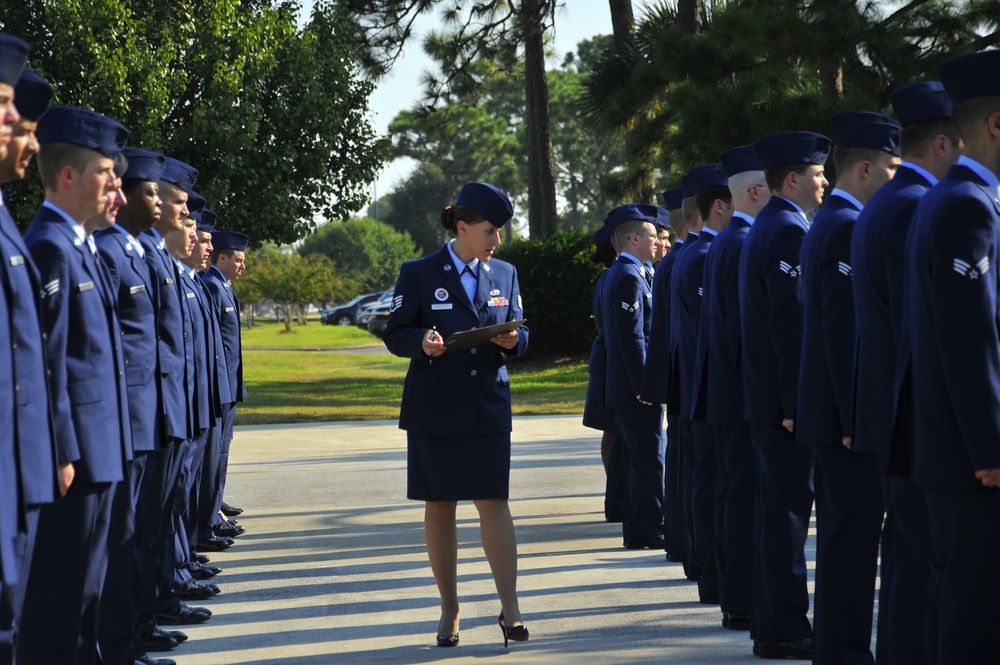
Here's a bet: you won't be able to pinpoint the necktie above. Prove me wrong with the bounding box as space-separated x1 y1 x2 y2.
461 264 477 302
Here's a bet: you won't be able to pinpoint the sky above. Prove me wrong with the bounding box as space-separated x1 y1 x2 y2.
361 0 615 198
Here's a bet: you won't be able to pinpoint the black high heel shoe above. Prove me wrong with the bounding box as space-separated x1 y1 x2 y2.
436 633 459 647
497 611 529 648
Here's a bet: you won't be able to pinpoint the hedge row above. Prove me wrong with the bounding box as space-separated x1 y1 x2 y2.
495 229 603 358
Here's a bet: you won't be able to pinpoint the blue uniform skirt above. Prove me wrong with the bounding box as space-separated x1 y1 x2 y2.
407 431 511 501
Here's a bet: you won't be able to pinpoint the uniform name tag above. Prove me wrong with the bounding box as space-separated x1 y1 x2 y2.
645 293 652 298
9 255 24 266
129 285 145 294
225 306 235 313
77 281 95 293
487 297 509 307
165 278 174 285
186 292 195 299
431 303 453 310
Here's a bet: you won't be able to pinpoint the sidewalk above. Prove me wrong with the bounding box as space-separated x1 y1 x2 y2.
174 416 820 664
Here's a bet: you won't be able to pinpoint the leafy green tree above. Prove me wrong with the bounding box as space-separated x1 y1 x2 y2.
581 0 998 199
299 216 420 294
237 245 340 332
1 0 389 243
368 162 450 255
344 0 560 237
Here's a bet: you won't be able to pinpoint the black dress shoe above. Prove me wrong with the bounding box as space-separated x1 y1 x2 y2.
187 560 222 579
195 553 211 564
623 538 665 550
134 656 176 665
756 638 813 660
196 536 231 552
154 603 212 625
221 502 244 516
665 552 686 563
154 627 188 643
141 631 178 652
604 515 624 523
699 595 721 605
497 612 528 648
722 612 751 630
176 578 220 600
213 522 245 538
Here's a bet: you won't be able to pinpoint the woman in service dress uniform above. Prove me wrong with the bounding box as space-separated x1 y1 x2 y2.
383 182 530 649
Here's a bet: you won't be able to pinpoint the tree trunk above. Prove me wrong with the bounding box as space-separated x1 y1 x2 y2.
282 305 294 333
608 0 635 43
522 0 559 237
246 303 255 329
677 0 701 34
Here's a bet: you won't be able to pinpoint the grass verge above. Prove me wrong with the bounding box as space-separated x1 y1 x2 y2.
236 349 588 425
242 319 380 349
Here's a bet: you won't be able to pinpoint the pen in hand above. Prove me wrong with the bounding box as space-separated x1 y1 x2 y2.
424 326 444 362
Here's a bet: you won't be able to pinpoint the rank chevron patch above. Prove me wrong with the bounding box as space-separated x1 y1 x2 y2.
837 261 852 277
621 300 639 313
778 260 801 277
953 256 990 280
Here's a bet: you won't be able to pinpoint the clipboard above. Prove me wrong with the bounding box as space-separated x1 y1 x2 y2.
443 319 526 352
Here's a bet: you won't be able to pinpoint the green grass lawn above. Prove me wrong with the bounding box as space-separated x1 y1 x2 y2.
242 318 381 349
236 340 589 425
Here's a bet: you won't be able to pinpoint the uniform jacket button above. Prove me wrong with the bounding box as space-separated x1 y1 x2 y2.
470 369 478 377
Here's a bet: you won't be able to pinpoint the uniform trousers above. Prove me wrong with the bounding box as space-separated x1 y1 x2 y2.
876 475 932 665
614 402 665 544
663 414 689 564
214 403 237 523
812 445 883 665
748 422 813 644
156 442 190 614
196 418 224 540
677 417 697 580
0 507 39 665
17 481 116 665
99 456 146 665
133 445 177 644
689 420 720 601
714 423 755 616
178 428 211 559
924 484 1000 665
604 414 627 522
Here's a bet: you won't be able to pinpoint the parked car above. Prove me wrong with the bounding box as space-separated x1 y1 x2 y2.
321 292 381 326
354 290 394 329
366 301 393 338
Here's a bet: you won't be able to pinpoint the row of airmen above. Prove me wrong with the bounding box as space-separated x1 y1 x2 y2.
0 33 251 665
585 49 1000 663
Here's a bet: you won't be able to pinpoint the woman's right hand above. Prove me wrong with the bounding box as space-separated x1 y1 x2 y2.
422 328 445 357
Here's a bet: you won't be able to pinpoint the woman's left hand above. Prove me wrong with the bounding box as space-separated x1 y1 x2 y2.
491 330 518 350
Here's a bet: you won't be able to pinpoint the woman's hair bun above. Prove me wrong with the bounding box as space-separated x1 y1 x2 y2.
440 205 455 231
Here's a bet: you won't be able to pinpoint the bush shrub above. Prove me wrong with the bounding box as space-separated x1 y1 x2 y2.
496 229 603 358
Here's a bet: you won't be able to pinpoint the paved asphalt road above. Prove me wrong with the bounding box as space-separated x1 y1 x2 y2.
171 415 840 664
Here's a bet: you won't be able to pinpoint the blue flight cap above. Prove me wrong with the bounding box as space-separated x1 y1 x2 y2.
890 82 952 128
604 203 655 233
593 225 611 247
636 203 670 229
661 187 684 211
753 131 831 169
721 145 765 177
687 164 728 195
212 230 249 252
197 209 217 233
35 107 129 159
456 182 514 227
121 148 166 182
0 34 28 87
160 157 198 193
681 175 694 199
831 112 902 157
13 70 53 122
939 51 1000 104
187 208 202 224
186 190 206 215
